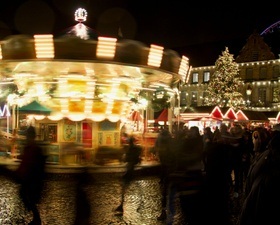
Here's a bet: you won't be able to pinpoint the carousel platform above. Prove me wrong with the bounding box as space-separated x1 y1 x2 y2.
0 157 161 174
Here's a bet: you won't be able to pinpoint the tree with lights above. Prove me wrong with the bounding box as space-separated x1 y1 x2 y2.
204 47 245 109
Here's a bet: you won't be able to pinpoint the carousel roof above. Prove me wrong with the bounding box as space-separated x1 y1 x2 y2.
0 34 189 122
0 8 189 122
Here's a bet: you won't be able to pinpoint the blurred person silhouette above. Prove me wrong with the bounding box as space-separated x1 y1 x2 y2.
240 129 254 192
238 125 280 225
203 123 233 225
15 125 47 225
174 126 205 225
154 128 174 221
229 124 244 198
202 126 214 171
73 168 91 225
115 135 142 214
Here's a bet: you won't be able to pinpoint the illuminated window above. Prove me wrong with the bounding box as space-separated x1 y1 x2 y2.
191 91 197 106
203 71 210 82
258 87 266 106
192 72 198 83
273 87 280 103
180 91 187 106
202 91 208 105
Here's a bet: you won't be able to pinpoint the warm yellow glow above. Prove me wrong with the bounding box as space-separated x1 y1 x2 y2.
84 100 93 114
68 100 85 112
179 56 189 82
0 46 2 60
33 115 46 120
148 44 163 67
97 37 117 58
107 114 120 122
67 114 86 121
89 113 106 122
185 65 192 83
34 34 54 59
47 113 64 121
92 101 107 113
60 99 68 113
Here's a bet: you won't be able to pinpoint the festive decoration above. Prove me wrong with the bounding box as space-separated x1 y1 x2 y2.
204 47 245 109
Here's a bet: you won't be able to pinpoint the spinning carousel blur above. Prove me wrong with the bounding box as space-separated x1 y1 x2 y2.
0 8 190 163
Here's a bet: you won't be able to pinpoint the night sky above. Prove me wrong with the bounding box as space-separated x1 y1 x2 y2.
0 0 279 66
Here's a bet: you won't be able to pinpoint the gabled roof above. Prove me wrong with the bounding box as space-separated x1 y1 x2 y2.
223 108 237 120
236 32 275 63
155 108 168 122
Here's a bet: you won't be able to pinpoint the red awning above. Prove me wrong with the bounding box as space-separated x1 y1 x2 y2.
223 108 237 120
155 109 168 122
209 106 223 119
130 111 143 122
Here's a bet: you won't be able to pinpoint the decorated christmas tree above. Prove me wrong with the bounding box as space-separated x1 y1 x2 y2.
204 47 245 109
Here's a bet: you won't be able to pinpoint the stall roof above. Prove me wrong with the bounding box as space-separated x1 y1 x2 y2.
155 108 168 122
261 111 280 123
239 110 269 121
183 106 216 114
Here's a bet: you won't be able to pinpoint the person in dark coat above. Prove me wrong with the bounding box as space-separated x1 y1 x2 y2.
73 169 91 225
203 123 233 225
115 135 142 214
238 127 280 225
16 126 47 225
154 129 174 221
175 126 205 225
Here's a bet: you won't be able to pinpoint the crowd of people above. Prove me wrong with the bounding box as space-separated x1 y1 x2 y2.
154 123 280 225
1 122 280 224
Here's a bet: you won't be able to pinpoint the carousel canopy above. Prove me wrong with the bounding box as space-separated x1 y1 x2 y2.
0 34 189 122
0 8 190 122
18 100 52 115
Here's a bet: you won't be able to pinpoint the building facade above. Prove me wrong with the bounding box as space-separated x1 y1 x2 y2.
181 32 280 114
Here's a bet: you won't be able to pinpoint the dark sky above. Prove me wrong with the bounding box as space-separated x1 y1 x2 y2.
0 0 279 66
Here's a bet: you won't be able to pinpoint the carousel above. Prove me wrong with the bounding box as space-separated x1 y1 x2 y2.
0 8 190 164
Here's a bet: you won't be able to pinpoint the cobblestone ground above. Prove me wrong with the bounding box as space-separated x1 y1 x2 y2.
0 172 170 225
0 170 243 225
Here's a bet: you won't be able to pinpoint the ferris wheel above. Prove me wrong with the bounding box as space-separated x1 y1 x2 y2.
260 20 280 36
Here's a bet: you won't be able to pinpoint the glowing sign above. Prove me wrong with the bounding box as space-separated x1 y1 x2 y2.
0 105 11 117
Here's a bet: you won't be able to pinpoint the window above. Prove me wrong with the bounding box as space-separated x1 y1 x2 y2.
192 72 198 83
258 87 266 106
272 87 280 103
273 65 280 79
259 67 267 79
203 71 210 82
246 68 253 80
180 91 187 106
191 91 198 106
202 91 208 105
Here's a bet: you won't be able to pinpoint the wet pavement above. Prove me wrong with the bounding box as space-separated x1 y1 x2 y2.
0 161 243 225
0 167 172 225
